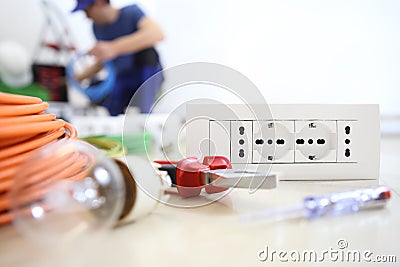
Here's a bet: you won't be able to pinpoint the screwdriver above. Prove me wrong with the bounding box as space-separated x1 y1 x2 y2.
241 185 391 223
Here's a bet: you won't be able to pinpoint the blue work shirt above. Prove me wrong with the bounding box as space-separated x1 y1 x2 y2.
94 5 143 76
93 5 163 115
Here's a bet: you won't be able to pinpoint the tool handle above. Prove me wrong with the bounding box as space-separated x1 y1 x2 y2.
304 185 391 219
175 156 231 197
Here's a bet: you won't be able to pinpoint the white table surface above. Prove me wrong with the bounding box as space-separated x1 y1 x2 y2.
1 136 399 267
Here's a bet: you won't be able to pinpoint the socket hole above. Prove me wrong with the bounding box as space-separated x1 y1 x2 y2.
239 149 245 158
255 139 264 145
296 139 305 144
345 139 350 144
267 139 273 145
239 139 245 145
276 139 285 145
345 126 350 135
308 139 313 144
345 148 350 157
317 139 325 145
309 155 316 160
239 126 245 135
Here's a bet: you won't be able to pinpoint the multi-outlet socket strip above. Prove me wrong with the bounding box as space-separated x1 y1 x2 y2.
186 104 380 180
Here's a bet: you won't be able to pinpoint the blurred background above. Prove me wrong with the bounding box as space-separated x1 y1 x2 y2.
0 0 399 133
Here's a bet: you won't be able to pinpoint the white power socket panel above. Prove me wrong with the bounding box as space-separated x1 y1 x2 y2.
186 104 380 180
253 120 295 163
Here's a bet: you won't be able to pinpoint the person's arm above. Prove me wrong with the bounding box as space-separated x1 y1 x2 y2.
75 60 103 82
89 17 164 61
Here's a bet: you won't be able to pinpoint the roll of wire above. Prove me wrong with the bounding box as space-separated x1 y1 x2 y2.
0 92 79 225
0 92 167 235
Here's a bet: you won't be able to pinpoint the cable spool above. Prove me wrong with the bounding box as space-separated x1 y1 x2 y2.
66 52 116 103
0 92 167 242
0 92 78 225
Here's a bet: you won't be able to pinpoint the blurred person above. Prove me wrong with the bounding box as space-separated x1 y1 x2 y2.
73 0 164 115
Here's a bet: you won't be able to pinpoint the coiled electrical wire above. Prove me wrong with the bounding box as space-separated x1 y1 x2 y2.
0 92 79 225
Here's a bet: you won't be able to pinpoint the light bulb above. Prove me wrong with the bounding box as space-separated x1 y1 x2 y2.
10 139 125 244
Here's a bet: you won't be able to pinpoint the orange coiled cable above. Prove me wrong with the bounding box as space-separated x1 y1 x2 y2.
0 92 81 225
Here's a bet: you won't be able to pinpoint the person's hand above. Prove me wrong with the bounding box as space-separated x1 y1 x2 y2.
89 41 118 61
74 72 87 83
73 60 104 83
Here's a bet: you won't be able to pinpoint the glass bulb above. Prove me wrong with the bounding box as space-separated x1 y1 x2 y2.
10 139 125 244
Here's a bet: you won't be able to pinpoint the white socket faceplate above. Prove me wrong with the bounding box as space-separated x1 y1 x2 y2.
186 104 380 180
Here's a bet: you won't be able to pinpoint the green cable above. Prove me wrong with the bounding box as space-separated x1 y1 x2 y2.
81 132 152 157
81 136 125 157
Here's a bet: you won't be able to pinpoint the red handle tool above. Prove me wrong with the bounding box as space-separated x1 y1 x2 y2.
176 156 231 197
156 156 277 198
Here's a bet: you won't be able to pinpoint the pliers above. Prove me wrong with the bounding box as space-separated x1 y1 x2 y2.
155 156 277 198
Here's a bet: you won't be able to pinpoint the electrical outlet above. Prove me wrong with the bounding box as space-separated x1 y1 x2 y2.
186 104 380 180
337 121 356 162
294 120 337 162
253 120 295 163
230 120 252 164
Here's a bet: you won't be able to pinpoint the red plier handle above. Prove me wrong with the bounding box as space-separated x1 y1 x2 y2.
155 156 231 198
176 156 231 197
155 156 277 198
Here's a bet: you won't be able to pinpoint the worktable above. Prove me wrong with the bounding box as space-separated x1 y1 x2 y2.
1 136 399 267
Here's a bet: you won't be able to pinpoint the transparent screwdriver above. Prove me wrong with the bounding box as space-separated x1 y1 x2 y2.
241 185 391 223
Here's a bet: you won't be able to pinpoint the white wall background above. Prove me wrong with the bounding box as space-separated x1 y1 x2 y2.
0 0 399 116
